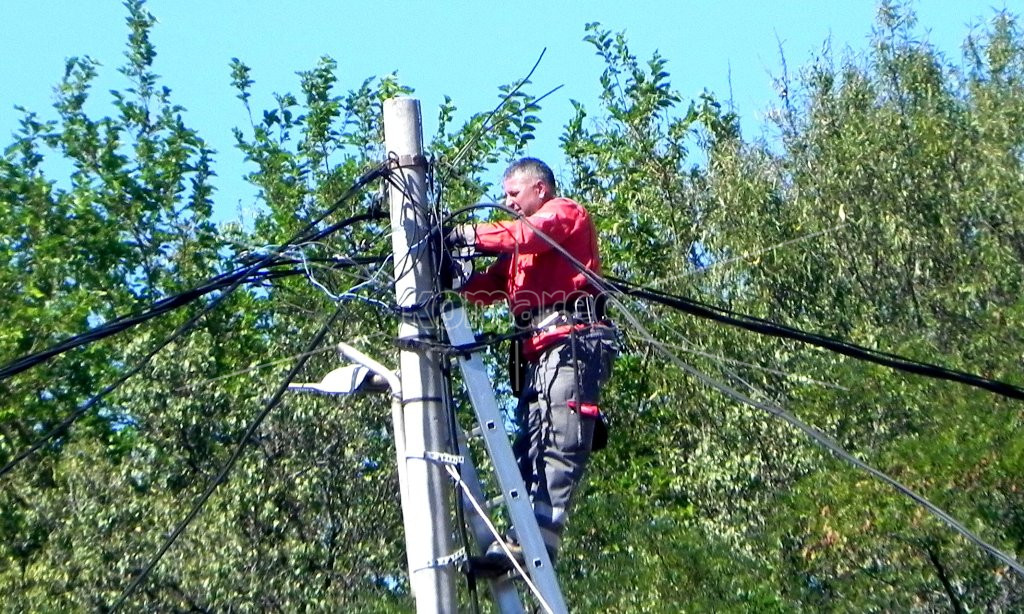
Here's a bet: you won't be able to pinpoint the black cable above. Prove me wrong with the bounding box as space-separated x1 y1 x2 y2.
645 328 1024 578
381 168 440 288
1 265 296 480
109 306 345 612
441 49 548 179
0 258 387 479
4 295 226 479
606 277 1024 403
267 254 388 269
0 165 387 382
441 201 1024 577
1 172 388 478
0 277 224 380
444 203 1024 404
398 330 531 356
433 46 566 231
0 256 389 478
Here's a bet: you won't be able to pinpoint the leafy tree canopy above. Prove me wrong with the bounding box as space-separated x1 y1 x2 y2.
2 0 1023 611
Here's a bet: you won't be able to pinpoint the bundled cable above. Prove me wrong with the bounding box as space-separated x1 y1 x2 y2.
445 202 1024 404
607 276 1024 403
0 166 388 382
0 166 388 479
443 201 1024 577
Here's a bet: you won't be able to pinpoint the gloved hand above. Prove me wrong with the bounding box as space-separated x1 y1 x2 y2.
439 248 473 290
445 224 476 249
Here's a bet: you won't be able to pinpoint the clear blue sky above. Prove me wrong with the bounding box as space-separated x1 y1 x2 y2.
0 1 1008 222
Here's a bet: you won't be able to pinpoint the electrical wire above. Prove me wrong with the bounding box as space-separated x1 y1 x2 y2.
175 345 332 391
441 201 1024 577
626 297 849 391
0 257 387 480
1 169 389 478
444 464 555 614
624 315 1024 577
382 164 437 287
0 165 388 383
1 262 315 479
444 203 1024 404
650 222 849 288
439 352 481 614
433 47 564 209
443 49 548 176
2 293 224 479
108 306 345 612
608 276 1024 403
639 321 849 392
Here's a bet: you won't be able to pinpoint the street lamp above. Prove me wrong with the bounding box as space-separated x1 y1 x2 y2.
287 342 415 592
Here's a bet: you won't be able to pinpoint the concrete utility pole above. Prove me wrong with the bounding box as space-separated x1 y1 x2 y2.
382 96 457 613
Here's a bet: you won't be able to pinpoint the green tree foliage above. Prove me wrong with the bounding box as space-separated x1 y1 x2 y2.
560 2 1024 611
3 0 1024 611
0 0 540 609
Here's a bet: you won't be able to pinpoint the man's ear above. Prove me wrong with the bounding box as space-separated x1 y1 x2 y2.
535 180 547 200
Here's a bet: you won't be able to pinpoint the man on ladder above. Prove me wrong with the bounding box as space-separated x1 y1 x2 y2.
447 157 618 573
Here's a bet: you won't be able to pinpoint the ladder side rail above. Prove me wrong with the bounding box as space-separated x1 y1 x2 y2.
442 306 569 614
454 424 526 614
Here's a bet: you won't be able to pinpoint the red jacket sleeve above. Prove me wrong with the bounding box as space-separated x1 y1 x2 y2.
472 199 580 254
460 254 511 306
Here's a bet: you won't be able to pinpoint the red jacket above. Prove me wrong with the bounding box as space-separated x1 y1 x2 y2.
461 197 601 357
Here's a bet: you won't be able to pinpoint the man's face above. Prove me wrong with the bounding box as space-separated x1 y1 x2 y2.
503 171 548 217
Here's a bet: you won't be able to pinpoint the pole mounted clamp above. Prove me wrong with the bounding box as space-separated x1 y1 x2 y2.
407 450 465 466
388 153 429 170
414 547 466 571
395 335 441 354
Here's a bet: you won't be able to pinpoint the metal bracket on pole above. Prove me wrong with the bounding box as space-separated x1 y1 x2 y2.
422 548 467 571
389 153 429 169
409 450 465 466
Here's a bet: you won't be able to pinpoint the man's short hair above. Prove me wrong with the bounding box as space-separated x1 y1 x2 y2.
504 157 557 195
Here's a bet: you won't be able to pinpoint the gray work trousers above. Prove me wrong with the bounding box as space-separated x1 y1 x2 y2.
511 325 615 556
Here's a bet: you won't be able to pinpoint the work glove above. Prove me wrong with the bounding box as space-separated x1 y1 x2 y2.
439 247 473 290
445 224 476 249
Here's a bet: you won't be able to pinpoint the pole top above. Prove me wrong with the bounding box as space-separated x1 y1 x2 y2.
382 97 424 160
383 96 422 112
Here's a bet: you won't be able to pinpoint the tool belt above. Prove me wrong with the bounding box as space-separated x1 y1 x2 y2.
512 293 608 331
508 293 609 397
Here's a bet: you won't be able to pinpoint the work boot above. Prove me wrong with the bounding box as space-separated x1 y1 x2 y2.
484 539 558 569
466 541 517 578
483 539 526 569
466 539 526 579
